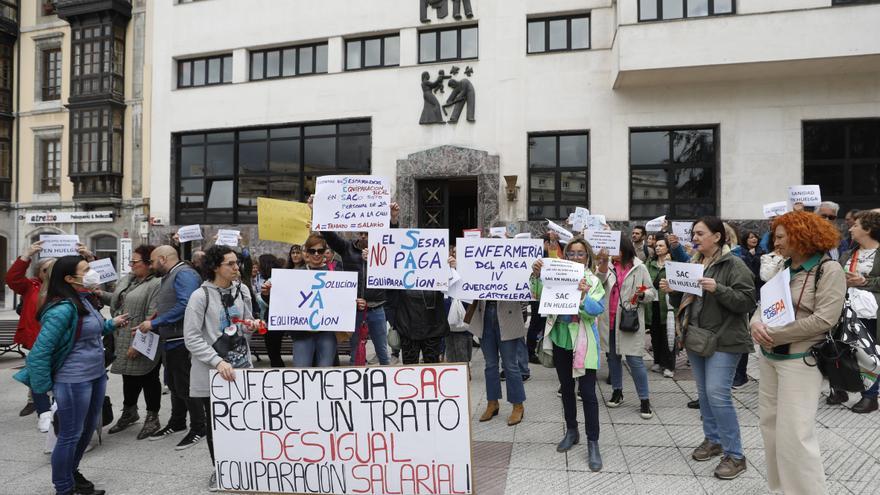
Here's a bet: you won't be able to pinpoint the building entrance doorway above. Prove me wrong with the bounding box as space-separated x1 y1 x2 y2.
417 178 478 240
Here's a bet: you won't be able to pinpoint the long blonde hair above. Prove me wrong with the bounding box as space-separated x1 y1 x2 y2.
36 258 57 311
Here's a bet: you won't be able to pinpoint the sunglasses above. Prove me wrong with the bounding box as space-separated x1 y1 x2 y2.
306 248 327 255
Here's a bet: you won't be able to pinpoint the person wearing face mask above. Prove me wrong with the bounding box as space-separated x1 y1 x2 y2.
14 256 130 495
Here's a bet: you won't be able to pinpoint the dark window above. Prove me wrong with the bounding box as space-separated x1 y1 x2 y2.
250 42 328 81
419 25 478 63
639 0 734 21
832 0 880 4
92 235 117 272
0 118 10 201
69 106 124 197
42 48 62 101
629 127 717 219
0 0 15 22
0 42 12 113
345 34 400 71
528 132 589 220
178 54 232 88
803 119 880 214
527 15 590 54
41 0 56 15
40 138 61 194
175 120 371 224
71 23 125 97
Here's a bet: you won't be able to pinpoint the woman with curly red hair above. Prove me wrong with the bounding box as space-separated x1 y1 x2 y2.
750 210 846 495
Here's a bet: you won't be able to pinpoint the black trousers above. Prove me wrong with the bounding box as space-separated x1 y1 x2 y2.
121 363 162 412
263 331 288 368
164 344 206 433
401 335 443 364
552 344 600 441
200 398 215 464
526 302 546 358
648 302 675 371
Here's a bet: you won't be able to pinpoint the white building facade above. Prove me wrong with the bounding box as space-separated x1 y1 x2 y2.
149 0 880 244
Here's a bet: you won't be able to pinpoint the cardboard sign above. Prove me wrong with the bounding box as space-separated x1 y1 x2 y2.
645 215 666 232
538 258 583 315
671 222 694 247
312 176 391 231
546 220 573 244
666 261 704 296
761 269 795 327
210 365 473 494
462 229 481 238
367 229 450 291
131 329 159 360
585 214 607 231
216 229 240 247
257 197 311 245
177 225 203 243
584 230 622 256
119 238 132 275
446 238 543 301
763 201 788 219
489 227 507 238
788 185 821 208
39 234 80 258
571 207 590 232
88 258 118 284
267 269 358 332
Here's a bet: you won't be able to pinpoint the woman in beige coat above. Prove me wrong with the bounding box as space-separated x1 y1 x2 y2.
596 237 656 419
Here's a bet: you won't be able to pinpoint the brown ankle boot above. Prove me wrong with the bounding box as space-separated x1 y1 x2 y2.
507 403 524 426
479 400 499 422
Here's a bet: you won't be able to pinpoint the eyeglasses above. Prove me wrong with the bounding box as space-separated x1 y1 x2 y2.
306 248 327 255
219 261 239 268
566 252 588 259
820 214 837 220
129 259 150 266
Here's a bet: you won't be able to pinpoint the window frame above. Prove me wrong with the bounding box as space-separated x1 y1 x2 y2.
344 34 400 71
831 0 880 4
628 125 719 220
527 131 591 221
638 0 736 22
40 137 62 194
526 14 591 54
249 42 329 81
418 25 479 64
41 47 62 101
177 54 233 88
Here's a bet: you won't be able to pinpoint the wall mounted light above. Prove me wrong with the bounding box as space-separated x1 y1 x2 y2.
504 175 519 202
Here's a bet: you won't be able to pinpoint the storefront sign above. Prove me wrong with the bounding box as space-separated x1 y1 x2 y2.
26 211 114 224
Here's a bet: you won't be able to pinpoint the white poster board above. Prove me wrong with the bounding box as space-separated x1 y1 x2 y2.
761 269 795 327
312 176 391 231
210 365 473 494
367 229 450 291
446 238 543 301
571 207 590 232
788 185 821 208
267 269 358 332
88 258 118 284
762 201 788 219
39 235 80 258
119 238 132 275
666 261 704 296
546 220 573 244
671 222 694 247
645 215 666 232
488 227 507 238
538 258 583 315
131 330 159 360
584 230 622 256
177 225 203 243
216 229 240 247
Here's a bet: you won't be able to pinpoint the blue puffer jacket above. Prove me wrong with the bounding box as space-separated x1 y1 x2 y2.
13 299 114 394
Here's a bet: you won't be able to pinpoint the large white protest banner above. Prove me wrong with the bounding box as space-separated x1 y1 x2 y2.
40 235 79 258
666 261 704 296
267 269 358 332
761 269 795 327
210 365 473 494
538 258 583 315
367 229 450 291
446 238 543 301
788 185 821 208
584 230 622 256
671 222 694 247
312 176 391 231
119 238 132 275
177 225 203 243
762 201 788 219
131 329 159 360
89 258 118 284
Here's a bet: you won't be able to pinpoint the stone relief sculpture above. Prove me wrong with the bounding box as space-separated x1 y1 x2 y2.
419 71 447 125
419 66 475 125
444 78 475 123
421 0 473 23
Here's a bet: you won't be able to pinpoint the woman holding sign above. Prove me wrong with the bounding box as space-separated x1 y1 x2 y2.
661 216 756 481
99 244 163 439
530 238 606 471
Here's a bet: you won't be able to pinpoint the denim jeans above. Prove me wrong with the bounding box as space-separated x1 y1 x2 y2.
481 304 526 404
516 337 530 376
689 350 744 459
52 375 106 494
293 332 337 367
32 389 52 414
348 307 390 365
607 326 650 399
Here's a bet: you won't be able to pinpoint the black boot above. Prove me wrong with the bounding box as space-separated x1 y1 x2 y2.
826 389 848 405
587 440 603 472
108 405 139 434
851 396 878 414
607 389 623 408
556 428 579 453
74 471 105 495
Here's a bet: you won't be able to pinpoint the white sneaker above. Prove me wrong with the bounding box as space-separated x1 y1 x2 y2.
37 411 53 432
650 364 662 373
663 369 675 379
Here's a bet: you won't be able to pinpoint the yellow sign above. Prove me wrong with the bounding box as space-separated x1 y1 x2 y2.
257 197 311 245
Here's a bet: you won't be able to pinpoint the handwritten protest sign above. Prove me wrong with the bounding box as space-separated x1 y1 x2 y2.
585 214 607 231
666 261 704 296
447 238 542 301
131 329 159 360
462 229 481 238
119 238 132 275
210 365 473 494
489 227 507 238
538 258 583 315
367 229 449 291
546 220 573 244
267 269 357 332
177 225 203 243
571 207 590 232
312 176 390 231
39 235 79 258
216 229 240 247
585 230 621 256
788 185 821 208
88 258 118 284
257 197 311 245
763 201 788 219
645 215 666 232
761 269 795 327
671 222 693 247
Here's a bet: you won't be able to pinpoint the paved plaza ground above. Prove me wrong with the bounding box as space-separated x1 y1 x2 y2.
1 341 879 494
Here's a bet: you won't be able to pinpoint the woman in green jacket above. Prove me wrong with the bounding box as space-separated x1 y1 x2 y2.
646 236 675 378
